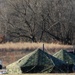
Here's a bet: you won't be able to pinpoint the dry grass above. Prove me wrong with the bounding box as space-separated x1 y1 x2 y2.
0 42 73 50
0 42 74 66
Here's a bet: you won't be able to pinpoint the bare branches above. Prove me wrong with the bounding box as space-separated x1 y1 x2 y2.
0 0 74 44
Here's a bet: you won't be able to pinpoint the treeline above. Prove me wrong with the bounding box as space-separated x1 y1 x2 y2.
0 0 75 44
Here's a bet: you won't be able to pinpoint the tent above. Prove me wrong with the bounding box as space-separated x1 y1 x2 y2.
6 49 67 74
53 49 75 72
53 49 75 65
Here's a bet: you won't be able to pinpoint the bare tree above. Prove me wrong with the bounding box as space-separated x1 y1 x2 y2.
0 0 75 44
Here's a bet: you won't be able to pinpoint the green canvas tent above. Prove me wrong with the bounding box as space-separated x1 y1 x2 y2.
6 49 67 74
53 49 75 65
53 49 75 72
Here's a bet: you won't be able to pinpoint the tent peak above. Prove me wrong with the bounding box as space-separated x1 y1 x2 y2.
35 48 45 52
60 49 67 51
60 49 67 53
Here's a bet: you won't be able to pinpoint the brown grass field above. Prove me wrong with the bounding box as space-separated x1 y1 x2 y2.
0 42 75 75
0 42 74 66
0 42 73 50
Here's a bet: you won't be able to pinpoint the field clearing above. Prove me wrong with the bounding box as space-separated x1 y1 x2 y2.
0 42 73 50
0 42 74 66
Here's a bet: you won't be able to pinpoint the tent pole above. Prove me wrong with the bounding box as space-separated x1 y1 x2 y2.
73 44 75 54
43 43 44 52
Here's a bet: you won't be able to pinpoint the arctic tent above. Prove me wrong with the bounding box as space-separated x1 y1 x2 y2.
6 49 67 74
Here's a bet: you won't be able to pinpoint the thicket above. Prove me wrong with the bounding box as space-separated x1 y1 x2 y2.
0 0 75 45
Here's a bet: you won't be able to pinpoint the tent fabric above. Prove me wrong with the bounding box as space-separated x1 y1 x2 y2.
6 49 67 74
53 49 75 65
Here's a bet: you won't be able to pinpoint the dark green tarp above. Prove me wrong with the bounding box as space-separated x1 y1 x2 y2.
6 49 67 74
53 49 75 65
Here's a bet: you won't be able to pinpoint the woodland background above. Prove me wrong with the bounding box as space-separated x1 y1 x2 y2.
0 0 75 45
